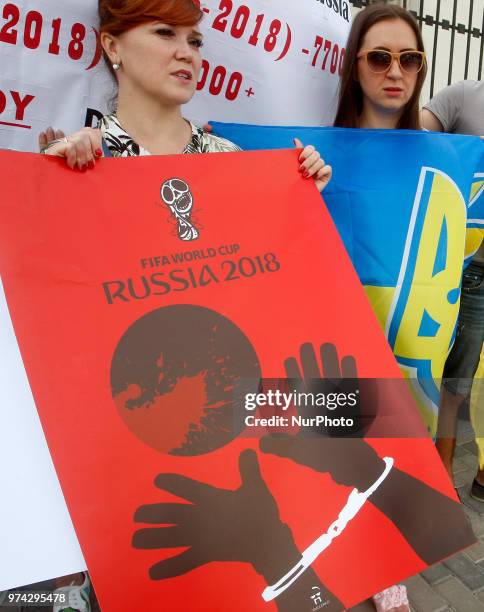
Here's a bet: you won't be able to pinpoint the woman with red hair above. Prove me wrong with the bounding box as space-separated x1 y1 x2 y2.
42 0 331 191
41 2 330 610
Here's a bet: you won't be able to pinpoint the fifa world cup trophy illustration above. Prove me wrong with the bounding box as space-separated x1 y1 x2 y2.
161 178 199 241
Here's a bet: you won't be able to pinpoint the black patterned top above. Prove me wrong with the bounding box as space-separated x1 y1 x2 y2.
99 114 241 157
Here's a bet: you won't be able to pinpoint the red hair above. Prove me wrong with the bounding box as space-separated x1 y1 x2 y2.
99 0 203 36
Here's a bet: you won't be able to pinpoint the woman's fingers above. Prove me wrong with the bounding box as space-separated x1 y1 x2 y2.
293 139 332 193
296 142 321 176
38 131 48 152
72 128 102 170
38 127 68 152
65 142 79 170
45 127 57 143
315 164 332 193
42 128 102 170
300 148 320 177
38 127 53 152
73 138 89 170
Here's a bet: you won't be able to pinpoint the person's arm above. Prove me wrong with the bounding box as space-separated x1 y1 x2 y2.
422 81 465 133
421 108 444 132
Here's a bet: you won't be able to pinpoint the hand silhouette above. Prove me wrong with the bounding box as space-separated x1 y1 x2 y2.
260 344 476 565
260 343 385 491
133 449 295 580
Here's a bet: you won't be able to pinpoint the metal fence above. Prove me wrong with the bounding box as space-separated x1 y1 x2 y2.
350 0 484 100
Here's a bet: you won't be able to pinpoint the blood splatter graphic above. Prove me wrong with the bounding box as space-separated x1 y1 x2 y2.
111 305 261 455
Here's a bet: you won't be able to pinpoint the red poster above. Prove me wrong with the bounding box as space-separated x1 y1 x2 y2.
0 150 474 611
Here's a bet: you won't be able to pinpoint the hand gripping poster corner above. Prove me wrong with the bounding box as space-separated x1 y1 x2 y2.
0 149 474 611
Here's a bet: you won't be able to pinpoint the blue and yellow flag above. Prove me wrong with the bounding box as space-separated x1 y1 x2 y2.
213 124 484 432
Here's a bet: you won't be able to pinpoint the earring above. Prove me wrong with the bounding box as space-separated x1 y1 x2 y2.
112 62 121 71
